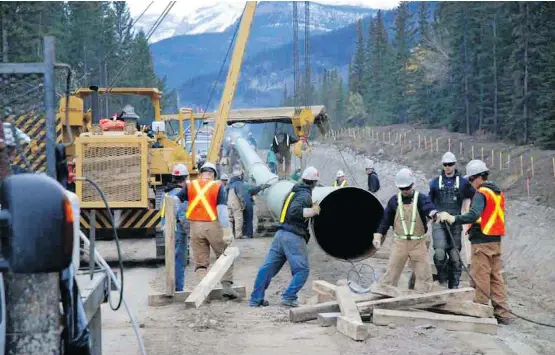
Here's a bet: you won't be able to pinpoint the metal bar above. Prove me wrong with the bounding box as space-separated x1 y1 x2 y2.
90 87 100 125
43 36 57 178
89 210 96 280
0 63 46 74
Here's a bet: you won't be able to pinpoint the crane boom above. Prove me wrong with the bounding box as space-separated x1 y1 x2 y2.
207 1 257 164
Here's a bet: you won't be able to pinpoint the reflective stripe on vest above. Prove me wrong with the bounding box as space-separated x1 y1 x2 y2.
439 175 459 190
280 192 295 223
333 180 346 187
185 179 218 221
396 191 420 238
475 187 505 236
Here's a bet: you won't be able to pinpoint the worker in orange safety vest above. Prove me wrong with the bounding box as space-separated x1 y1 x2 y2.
176 162 238 299
438 159 514 325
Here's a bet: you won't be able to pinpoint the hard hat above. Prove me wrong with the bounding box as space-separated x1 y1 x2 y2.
232 169 243 177
120 104 139 120
365 159 374 169
465 159 489 178
200 162 218 176
220 174 229 181
442 152 457 164
336 170 345 178
395 168 415 188
301 166 319 181
172 163 189 177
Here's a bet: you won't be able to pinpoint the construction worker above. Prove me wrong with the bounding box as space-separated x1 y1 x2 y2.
176 162 238 299
161 163 190 292
333 170 347 187
220 174 229 188
437 160 514 324
227 169 247 239
243 180 270 239
247 132 257 148
229 141 239 174
366 159 380 193
266 146 278 174
249 166 321 307
428 152 474 289
290 168 302 182
272 132 298 178
373 168 438 292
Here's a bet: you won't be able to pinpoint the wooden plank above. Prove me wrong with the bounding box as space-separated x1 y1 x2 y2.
313 280 384 303
357 287 475 314
373 309 498 335
336 316 369 341
148 286 246 307
423 301 494 318
336 285 362 322
184 247 240 308
317 312 341 327
313 280 337 295
370 283 419 298
289 301 340 323
164 195 176 296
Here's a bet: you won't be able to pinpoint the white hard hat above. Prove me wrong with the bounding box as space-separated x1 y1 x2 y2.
172 163 189 177
200 162 218 176
336 170 345 178
301 166 320 181
465 159 489 178
395 168 415 188
442 152 457 164
220 174 229 181
365 159 374 169
232 169 243 177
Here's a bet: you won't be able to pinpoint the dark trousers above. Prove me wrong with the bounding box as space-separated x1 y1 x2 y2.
432 223 462 287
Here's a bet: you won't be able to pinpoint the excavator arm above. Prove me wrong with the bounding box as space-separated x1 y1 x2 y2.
206 1 257 164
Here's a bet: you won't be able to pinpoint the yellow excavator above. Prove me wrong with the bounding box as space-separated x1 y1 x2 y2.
52 1 328 259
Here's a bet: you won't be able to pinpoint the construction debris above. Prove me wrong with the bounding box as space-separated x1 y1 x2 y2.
290 280 498 341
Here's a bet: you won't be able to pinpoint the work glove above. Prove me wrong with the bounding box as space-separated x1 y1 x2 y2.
373 233 383 250
312 203 321 215
438 211 456 224
222 227 233 245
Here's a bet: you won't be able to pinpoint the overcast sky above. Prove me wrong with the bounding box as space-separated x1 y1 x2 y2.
129 0 401 20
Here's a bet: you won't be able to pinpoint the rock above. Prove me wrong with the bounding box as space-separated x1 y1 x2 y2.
139 323 145 329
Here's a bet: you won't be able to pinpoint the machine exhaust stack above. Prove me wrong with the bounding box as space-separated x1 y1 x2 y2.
233 136 384 260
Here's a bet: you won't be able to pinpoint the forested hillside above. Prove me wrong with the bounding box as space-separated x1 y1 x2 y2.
311 2 555 148
0 2 177 120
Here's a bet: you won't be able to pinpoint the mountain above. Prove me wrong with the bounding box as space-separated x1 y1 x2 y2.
150 2 375 89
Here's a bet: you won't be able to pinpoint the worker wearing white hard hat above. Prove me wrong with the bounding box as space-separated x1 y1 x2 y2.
365 159 380 193
421 152 475 290
176 161 238 299
333 170 347 187
373 168 439 293
160 163 190 291
249 166 321 308
437 159 514 324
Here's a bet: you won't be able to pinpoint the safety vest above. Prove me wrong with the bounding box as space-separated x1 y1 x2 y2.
394 191 423 239
185 179 220 222
280 191 296 223
475 187 505 236
333 179 347 187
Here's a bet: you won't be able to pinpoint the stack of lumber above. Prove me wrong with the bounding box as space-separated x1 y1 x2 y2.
289 280 498 341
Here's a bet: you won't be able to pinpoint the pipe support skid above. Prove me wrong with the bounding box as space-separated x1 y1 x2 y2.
232 136 384 261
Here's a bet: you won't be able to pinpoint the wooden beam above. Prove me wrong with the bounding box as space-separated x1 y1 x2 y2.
148 286 246 307
312 280 384 303
164 195 176 296
357 287 475 314
335 285 369 341
370 283 419 298
317 312 341 327
337 316 369 341
422 301 494 318
184 247 240 309
289 301 340 323
373 309 498 335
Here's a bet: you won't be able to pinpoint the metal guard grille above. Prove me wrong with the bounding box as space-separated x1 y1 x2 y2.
81 143 142 204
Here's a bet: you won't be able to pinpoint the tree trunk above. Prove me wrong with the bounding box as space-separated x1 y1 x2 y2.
523 2 529 144
463 10 471 135
2 10 8 63
492 15 498 137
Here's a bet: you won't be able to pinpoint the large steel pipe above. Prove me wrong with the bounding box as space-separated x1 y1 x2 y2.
233 136 384 260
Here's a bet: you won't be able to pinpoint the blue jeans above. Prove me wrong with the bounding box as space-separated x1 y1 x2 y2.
250 230 309 304
175 223 188 291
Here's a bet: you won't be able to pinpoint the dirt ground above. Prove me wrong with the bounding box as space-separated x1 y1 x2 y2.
101 143 555 355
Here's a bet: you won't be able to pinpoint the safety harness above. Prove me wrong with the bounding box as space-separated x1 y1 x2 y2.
395 191 423 240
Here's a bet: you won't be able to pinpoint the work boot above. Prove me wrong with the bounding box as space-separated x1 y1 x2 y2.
194 268 208 286
221 280 239 300
281 299 299 307
495 314 516 325
248 300 269 307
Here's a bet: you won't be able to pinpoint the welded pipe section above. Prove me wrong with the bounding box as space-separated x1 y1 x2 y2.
232 136 384 260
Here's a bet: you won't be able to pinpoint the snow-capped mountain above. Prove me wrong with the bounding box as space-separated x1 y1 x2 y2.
132 1 387 43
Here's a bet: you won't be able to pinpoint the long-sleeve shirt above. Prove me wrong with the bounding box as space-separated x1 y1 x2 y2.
368 172 380 193
377 191 437 235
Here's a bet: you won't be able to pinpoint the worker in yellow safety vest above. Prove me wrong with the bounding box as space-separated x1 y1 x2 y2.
437 159 514 324
249 166 321 308
160 163 189 292
333 170 347 187
176 162 238 299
